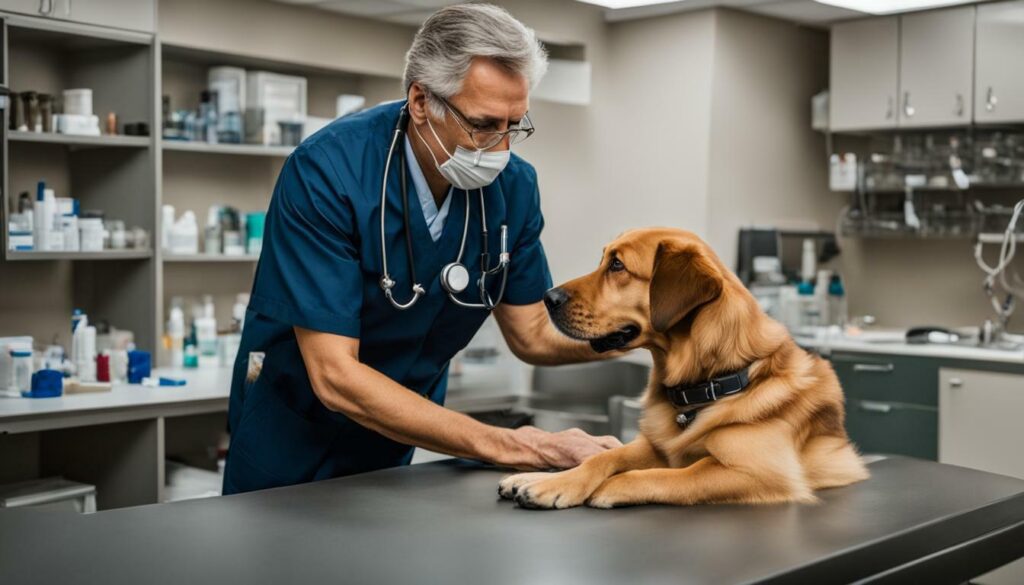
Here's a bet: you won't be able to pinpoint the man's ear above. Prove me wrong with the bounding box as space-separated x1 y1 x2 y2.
649 241 724 333
406 82 430 125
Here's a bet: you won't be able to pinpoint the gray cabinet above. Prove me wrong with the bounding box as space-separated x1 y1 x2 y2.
939 368 1024 478
975 0 1024 124
898 6 974 128
0 0 60 18
939 367 1024 585
829 17 899 132
830 352 938 460
0 0 153 33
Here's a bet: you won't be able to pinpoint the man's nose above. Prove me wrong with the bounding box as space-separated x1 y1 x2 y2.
544 287 571 311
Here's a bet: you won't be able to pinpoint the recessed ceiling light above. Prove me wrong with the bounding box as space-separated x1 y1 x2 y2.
575 0 682 9
813 0 975 15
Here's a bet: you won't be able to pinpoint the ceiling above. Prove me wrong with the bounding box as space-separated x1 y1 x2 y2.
271 0 866 26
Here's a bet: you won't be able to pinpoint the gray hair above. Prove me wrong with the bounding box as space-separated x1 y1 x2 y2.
404 3 548 116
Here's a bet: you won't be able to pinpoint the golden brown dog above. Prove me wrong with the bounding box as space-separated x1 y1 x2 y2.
498 228 868 509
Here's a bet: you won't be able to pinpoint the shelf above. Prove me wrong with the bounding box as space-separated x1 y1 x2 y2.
9 131 151 148
978 232 1024 244
162 141 294 157
6 250 152 261
163 254 259 263
6 13 153 47
161 42 389 80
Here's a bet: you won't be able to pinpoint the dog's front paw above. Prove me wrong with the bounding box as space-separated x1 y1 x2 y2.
586 474 638 509
498 472 553 500
513 472 595 510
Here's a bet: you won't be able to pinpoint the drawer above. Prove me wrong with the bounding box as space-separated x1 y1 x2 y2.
845 399 938 460
831 352 938 407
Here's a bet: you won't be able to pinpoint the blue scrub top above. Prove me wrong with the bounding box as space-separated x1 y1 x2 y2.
222 100 553 494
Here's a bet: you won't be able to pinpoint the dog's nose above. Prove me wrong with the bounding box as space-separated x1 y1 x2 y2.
544 287 570 311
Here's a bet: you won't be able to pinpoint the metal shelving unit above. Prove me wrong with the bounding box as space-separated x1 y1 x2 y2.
162 254 258 263
162 141 292 157
9 130 151 148
8 250 152 261
0 7 402 367
0 12 158 353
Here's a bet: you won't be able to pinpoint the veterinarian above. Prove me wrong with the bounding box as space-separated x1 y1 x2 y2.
223 4 623 495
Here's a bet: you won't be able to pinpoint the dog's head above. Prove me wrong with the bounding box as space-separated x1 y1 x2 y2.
544 228 727 353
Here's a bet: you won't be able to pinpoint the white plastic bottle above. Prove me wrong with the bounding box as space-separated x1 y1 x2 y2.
161 205 176 252
232 293 249 333
171 210 199 255
61 214 80 252
72 313 97 382
167 301 186 368
33 182 50 252
195 296 218 368
43 188 62 251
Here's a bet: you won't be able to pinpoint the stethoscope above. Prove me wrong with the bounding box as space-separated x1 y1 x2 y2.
379 105 510 311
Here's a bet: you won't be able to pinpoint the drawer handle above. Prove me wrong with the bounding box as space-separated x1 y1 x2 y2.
949 377 963 388
859 401 892 414
903 92 915 118
853 363 895 373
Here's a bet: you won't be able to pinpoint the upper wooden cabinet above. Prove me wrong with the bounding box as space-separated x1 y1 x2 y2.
831 5 981 131
898 6 974 128
975 0 1024 124
830 16 899 132
0 0 154 33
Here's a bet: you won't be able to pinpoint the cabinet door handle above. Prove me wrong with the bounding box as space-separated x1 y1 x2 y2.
886 96 894 120
853 363 895 373
38 0 54 15
986 87 998 112
949 377 963 388
859 401 893 413
955 93 964 117
903 92 915 118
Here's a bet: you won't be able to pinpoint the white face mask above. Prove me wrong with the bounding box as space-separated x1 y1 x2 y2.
414 115 510 190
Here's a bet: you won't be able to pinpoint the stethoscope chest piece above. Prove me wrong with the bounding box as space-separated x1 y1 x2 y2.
440 262 471 294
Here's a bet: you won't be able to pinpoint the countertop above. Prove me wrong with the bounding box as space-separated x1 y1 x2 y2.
1 455 1023 584
0 367 232 433
793 332 1024 364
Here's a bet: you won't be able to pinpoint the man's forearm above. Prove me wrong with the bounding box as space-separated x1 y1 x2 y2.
494 302 627 366
523 324 618 365
309 359 540 468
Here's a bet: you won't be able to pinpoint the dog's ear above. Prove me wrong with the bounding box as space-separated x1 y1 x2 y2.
649 241 723 333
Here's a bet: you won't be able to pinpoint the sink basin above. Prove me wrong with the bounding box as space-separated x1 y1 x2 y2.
464 361 651 436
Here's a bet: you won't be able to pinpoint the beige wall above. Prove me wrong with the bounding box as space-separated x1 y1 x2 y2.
705 10 838 266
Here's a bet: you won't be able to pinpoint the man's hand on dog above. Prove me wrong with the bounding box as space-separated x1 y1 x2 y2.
512 426 621 471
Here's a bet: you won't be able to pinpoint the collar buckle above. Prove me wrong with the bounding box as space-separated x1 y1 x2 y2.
707 379 718 401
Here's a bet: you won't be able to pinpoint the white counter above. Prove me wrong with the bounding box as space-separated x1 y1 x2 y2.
0 367 232 434
795 334 1024 364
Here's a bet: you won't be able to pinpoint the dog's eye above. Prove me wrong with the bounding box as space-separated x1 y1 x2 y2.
609 258 625 272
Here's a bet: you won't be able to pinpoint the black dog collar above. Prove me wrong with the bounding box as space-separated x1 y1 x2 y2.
662 368 751 428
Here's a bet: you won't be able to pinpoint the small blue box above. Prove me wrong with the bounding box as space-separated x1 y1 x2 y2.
23 369 63 398
127 350 152 384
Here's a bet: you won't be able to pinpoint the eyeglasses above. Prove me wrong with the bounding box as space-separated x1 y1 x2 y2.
436 96 535 150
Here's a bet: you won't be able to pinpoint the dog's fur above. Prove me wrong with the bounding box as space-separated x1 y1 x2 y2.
498 228 868 509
